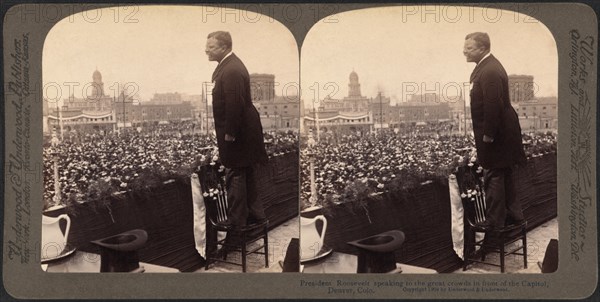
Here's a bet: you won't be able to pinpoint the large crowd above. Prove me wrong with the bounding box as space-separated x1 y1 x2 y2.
43 130 298 208
44 124 557 210
300 130 557 206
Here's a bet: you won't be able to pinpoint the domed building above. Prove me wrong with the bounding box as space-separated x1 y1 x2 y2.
348 70 361 97
45 69 119 135
319 70 372 113
90 68 105 100
304 70 376 135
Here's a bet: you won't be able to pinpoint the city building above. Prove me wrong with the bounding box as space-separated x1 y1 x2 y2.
395 101 452 123
47 110 115 134
45 69 196 135
303 110 373 135
303 71 461 134
250 73 276 102
250 73 300 131
318 71 371 112
148 92 183 104
508 74 535 104
514 96 558 131
369 92 392 128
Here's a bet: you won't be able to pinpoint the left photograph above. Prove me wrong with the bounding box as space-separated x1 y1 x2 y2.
41 5 300 273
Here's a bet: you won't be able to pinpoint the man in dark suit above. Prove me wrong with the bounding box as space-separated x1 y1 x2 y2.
464 32 527 228
206 31 268 227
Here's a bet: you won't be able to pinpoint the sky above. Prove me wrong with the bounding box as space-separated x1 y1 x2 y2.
301 6 558 107
43 5 299 103
43 5 557 108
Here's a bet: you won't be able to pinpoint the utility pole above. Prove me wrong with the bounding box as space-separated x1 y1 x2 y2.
203 82 211 136
462 88 467 136
379 91 383 132
56 102 64 141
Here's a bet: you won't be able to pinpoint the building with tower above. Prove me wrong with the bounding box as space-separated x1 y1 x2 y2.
319 71 371 112
304 71 375 134
56 69 114 112
44 68 196 135
303 70 462 135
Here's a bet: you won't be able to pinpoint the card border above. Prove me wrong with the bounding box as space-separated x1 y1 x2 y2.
2 2 598 300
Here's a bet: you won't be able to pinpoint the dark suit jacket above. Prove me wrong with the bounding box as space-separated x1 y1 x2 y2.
211 53 268 168
470 55 526 169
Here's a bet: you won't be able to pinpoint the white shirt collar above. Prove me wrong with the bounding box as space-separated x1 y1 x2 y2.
219 51 233 65
477 52 491 65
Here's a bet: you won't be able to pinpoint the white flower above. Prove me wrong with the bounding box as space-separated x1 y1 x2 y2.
203 193 208 197
377 183 384 189
120 182 128 188
460 193 467 198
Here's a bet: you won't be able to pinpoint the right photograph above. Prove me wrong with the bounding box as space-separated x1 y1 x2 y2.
299 5 558 274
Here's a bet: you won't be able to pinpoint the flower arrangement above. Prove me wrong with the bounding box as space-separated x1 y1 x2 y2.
317 177 382 223
58 151 210 215
454 155 485 201
196 154 227 196
64 176 124 221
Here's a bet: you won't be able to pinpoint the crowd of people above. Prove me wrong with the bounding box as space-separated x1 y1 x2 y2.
43 130 298 208
300 130 557 206
44 125 557 210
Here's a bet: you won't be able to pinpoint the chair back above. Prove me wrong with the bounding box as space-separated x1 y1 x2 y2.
461 188 486 226
202 185 229 225
197 164 229 225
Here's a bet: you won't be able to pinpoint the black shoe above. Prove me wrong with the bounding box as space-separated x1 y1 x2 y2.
470 248 487 260
213 247 229 259
216 220 233 228
247 217 268 225
506 218 526 226
474 220 494 229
